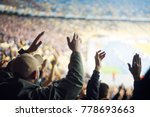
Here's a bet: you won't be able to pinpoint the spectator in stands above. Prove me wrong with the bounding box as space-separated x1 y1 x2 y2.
140 68 150 99
0 32 44 83
127 53 142 99
0 33 84 100
129 53 150 99
83 50 106 100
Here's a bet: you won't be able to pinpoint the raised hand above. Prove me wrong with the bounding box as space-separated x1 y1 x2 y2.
127 53 141 81
95 50 106 72
0 60 8 68
41 59 47 71
51 56 57 66
26 31 44 53
67 33 81 52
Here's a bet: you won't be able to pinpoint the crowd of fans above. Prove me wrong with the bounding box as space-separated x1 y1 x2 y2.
0 28 149 100
0 14 150 100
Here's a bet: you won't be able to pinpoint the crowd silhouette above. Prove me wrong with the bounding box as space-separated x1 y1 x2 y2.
0 29 149 100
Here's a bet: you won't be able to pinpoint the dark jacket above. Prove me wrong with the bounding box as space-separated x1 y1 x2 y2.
0 52 83 100
83 70 100 100
0 67 14 83
131 68 150 100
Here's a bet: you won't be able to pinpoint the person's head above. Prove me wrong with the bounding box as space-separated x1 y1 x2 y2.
99 82 109 99
10 53 43 83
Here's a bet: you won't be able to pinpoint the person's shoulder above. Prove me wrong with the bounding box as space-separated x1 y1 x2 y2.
18 79 39 88
0 70 14 83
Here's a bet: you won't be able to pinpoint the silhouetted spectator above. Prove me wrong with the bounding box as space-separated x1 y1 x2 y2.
0 33 84 100
83 50 106 100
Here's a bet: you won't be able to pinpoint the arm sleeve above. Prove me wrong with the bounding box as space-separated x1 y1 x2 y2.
29 52 84 100
18 48 27 55
85 70 100 100
131 81 142 100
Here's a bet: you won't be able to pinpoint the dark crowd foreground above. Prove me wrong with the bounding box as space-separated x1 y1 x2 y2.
0 32 149 100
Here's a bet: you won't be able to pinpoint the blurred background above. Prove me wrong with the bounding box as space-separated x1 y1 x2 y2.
0 0 150 87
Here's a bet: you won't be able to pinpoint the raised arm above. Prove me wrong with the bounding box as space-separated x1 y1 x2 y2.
50 33 83 99
43 58 57 86
18 32 44 54
61 33 83 99
127 53 142 99
127 53 141 81
29 33 84 100
86 50 106 100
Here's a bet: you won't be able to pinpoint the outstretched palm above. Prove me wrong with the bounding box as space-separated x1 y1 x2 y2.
95 50 106 72
128 53 141 81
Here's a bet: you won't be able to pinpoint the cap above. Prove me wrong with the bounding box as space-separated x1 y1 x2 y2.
34 54 43 65
10 53 43 78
